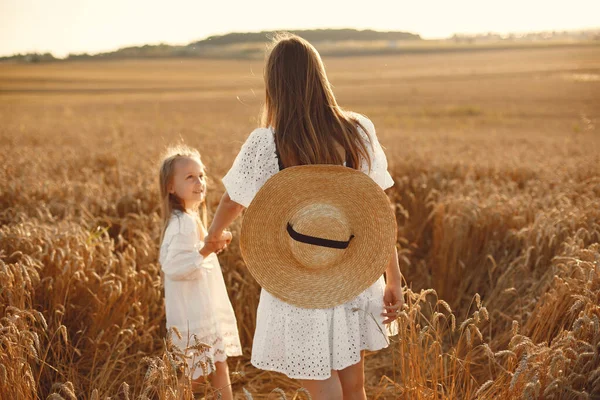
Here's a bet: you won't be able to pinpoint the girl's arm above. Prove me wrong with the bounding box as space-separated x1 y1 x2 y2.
204 191 245 243
161 232 206 280
161 218 224 280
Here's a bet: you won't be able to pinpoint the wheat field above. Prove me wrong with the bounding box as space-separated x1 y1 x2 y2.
1 44 600 399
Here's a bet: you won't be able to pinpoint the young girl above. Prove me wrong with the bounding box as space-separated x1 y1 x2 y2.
157 144 242 399
205 34 404 399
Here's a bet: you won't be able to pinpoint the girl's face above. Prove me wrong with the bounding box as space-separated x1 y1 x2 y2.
169 157 206 210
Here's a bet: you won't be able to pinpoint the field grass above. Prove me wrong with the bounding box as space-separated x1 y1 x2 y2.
1 44 600 399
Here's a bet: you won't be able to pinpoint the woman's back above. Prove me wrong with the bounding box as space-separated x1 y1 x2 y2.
221 112 394 209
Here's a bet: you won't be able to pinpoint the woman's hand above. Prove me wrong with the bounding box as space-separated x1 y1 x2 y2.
381 281 404 324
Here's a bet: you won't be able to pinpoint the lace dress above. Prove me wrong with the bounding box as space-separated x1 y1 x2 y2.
159 210 243 379
221 112 398 380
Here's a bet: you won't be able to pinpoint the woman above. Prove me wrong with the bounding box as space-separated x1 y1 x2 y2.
203 33 404 399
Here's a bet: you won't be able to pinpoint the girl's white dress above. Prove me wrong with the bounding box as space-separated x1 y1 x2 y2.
221 112 399 380
159 210 243 379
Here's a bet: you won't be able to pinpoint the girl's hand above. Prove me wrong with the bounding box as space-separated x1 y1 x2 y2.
199 240 224 257
203 230 232 255
381 281 404 325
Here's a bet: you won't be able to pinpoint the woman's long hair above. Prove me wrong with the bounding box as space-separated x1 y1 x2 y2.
157 144 208 246
261 32 374 171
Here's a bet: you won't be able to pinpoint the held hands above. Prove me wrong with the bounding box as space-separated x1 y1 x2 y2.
199 230 232 257
382 281 405 324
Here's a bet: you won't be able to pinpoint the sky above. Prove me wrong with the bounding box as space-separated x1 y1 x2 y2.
1 0 599 58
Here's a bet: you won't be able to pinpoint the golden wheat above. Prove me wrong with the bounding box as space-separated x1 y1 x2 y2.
1 44 599 399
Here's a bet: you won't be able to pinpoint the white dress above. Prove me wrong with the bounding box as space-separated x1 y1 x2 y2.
159 210 243 379
221 112 399 380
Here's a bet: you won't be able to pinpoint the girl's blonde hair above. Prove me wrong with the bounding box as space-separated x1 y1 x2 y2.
261 32 373 171
158 144 208 245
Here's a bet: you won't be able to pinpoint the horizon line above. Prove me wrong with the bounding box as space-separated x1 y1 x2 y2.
2 25 599 60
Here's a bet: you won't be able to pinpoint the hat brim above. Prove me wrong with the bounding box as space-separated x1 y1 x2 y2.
240 164 397 309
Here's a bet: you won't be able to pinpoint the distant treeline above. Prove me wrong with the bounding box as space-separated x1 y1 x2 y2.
1 29 421 63
3 28 598 63
191 29 421 46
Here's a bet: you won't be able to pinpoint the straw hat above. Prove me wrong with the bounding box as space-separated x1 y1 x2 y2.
239 164 397 309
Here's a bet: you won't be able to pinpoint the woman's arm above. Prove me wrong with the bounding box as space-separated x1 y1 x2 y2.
204 191 245 244
385 246 402 285
382 246 405 324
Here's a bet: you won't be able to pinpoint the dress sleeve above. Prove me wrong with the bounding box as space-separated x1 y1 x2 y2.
354 114 395 191
159 214 207 281
221 127 270 208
